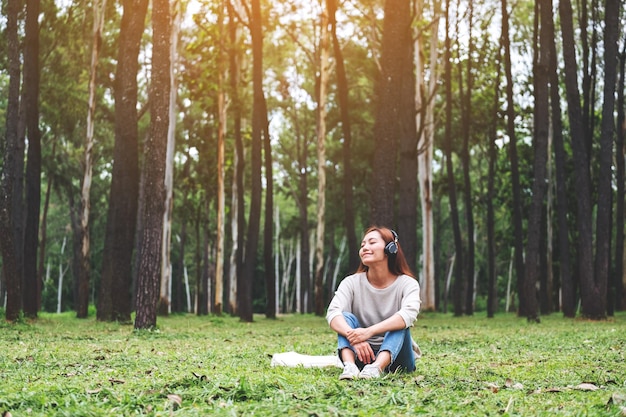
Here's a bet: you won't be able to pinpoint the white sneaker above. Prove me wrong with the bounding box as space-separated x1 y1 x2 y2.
339 362 360 380
359 364 382 379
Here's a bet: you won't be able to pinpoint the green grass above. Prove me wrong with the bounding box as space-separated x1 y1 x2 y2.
1 312 625 416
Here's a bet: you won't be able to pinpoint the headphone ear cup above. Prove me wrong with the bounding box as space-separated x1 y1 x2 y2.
384 241 397 255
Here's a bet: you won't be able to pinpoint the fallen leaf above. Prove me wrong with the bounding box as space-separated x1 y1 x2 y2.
167 394 182 408
86 388 102 394
108 378 125 385
486 382 500 393
575 383 599 391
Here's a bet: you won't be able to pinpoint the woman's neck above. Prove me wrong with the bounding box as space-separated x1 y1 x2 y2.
366 265 397 288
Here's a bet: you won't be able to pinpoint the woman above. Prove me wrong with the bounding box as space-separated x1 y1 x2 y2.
326 226 421 380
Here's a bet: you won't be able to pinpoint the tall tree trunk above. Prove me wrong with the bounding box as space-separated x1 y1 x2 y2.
559 0 595 320
0 0 23 321
413 0 440 308
547 5 574 317
227 0 245 315
37 141 55 305
327 0 358 271
459 1 475 316
214 0 226 315
444 0 464 317
524 0 551 322
370 0 412 227
487 63 501 318
588 0 619 319
313 1 330 317
134 0 171 329
98 0 149 322
76 0 107 319
262 92 274 318
615 38 626 312
159 0 180 316
502 0 526 315
22 0 42 318
239 0 265 322
397 0 418 276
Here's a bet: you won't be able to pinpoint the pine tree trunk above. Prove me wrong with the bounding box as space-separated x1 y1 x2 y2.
328 0 358 271
214 0 226 315
134 0 171 330
502 0 526 316
239 0 265 322
0 0 23 321
524 0 551 322
314 0 330 317
615 39 626 312
22 0 42 318
558 0 594 319
98 0 149 322
589 0 619 319
444 0 464 317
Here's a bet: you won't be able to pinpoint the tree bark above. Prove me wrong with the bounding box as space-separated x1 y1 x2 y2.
134 0 171 329
214 0 226 315
22 0 42 318
313 0 330 317
548 2 574 317
0 0 23 322
328 0 358 271
98 0 149 322
502 0 526 316
444 0 464 317
524 0 551 322
76 0 107 319
239 0 265 322
559 0 595 320
459 1 475 316
588 0 619 319
615 38 626 312
227 0 245 316
370 0 412 227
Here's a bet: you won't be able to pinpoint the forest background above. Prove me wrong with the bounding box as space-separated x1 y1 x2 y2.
1 0 625 328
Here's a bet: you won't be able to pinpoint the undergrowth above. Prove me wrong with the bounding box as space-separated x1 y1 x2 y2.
1 312 625 416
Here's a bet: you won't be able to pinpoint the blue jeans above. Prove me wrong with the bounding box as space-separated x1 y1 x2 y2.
337 312 415 373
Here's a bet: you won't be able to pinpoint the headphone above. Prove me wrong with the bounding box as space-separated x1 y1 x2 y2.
384 229 399 256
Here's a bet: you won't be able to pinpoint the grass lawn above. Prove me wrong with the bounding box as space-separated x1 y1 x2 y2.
1 311 625 416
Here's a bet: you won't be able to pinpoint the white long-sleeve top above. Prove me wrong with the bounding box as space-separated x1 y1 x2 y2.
326 272 421 347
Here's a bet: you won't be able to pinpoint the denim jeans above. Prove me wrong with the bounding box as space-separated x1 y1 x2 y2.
337 312 415 373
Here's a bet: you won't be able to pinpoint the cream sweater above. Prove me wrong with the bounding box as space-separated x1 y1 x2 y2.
326 272 421 347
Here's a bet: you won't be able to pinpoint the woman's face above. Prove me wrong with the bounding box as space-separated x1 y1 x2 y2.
359 230 387 266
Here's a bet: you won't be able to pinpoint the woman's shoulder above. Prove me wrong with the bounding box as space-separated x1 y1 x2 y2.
397 274 420 289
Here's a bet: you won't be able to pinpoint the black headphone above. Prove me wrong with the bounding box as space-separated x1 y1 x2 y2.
384 230 399 256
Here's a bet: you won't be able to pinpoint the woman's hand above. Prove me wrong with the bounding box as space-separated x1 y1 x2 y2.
352 341 376 364
346 327 371 345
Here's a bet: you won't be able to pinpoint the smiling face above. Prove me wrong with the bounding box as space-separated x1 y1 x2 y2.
359 230 387 267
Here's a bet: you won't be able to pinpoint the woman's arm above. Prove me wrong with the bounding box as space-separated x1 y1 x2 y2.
345 313 406 346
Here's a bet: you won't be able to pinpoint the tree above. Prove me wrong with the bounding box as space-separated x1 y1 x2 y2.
76 0 108 319
459 0 475 315
558 0 595 319
22 0 42 318
239 0 266 322
313 0 330 317
134 0 171 330
226 0 246 315
413 0 441 309
0 0 23 322
214 0 226 315
523 0 552 322
615 37 626 312
444 0 464 317
370 0 413 227
328 0 358 271
502 0 526 315
97 0 149 322
588 0 620 319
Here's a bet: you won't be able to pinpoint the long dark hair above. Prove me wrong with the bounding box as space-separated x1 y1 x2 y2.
355 226 416 278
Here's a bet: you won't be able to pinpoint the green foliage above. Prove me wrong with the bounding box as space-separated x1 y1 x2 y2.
1 313 625 416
